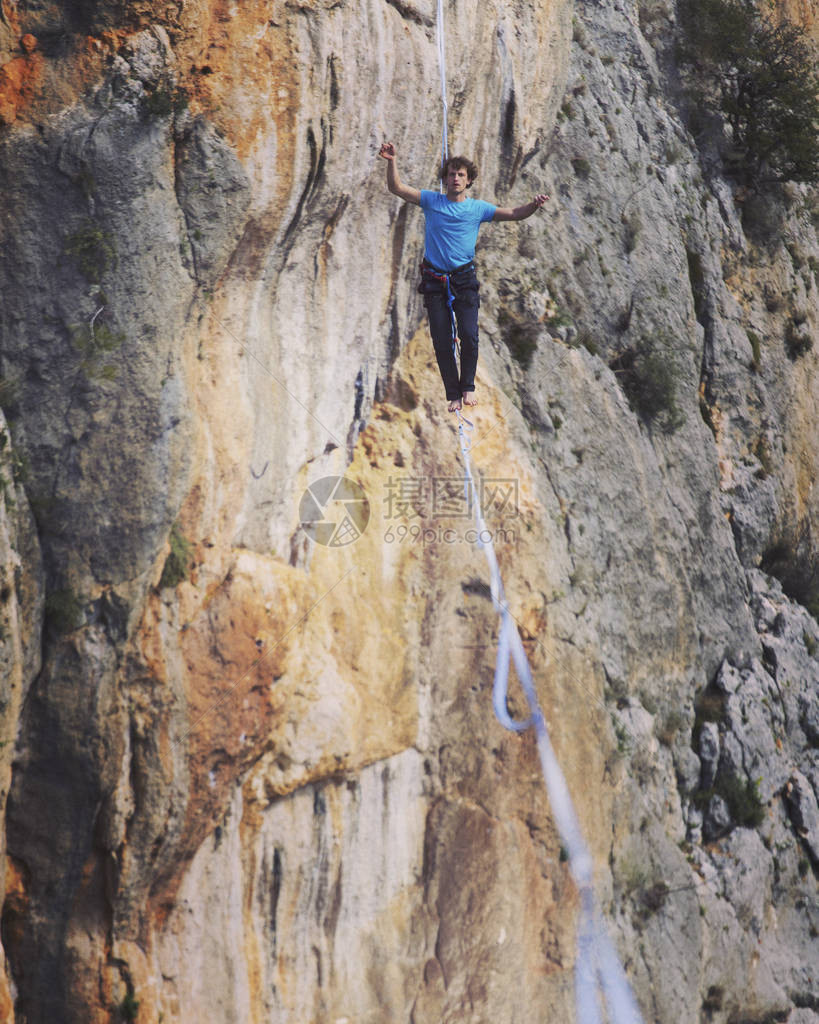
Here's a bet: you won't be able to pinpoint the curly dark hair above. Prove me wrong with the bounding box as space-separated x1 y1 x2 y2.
440 155 478 187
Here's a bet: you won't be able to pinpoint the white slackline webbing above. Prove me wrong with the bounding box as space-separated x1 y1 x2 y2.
436 0 450 187
455 412 644 1024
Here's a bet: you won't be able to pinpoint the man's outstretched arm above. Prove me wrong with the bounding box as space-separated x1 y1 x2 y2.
379 142 422 206
493 193 549 221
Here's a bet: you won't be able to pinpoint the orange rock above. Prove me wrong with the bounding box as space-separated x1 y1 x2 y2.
0 50 43 125
0 1 20 37
20 34 37 54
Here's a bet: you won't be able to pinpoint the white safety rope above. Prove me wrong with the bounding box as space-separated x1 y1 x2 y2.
455 411 644 1024
436 0 449 190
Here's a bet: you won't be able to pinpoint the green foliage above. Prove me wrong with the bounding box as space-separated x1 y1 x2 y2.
141 86 188 119
64 220 116 283
656 708 687 746
693 772 765 829
752 436 774 479
45 588 84 634
747 329 762 371
498 307 540 369
679 0 819 184
622 210 642 254
571 156 591 179
724 774 766 827
695 689 726 725
610 336 685 431
692 685 726 752
119 992 140 1021
559 99 575 121
545 306 573 330
618 856 669 925
0 428 28 488
0 377 19 411
614 719 632 755
702 986 724 1013
70 314 125 381
159 522 193 589
571 328 601 357
784 315 813 359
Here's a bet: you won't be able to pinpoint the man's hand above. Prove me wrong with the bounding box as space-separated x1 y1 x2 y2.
379 141 421 205
494 194 550 222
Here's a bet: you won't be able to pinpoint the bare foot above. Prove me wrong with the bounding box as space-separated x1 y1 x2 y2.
448 398 462 412
462 392 477 407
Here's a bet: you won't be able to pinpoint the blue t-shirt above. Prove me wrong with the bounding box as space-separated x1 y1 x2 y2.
419 189 496 271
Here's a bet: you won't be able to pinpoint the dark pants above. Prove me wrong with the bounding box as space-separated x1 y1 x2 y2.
419 263 480 401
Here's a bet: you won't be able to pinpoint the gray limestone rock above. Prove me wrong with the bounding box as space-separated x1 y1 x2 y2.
801 693 819 747
784 771 819 866
1 0 819 1019
704 793 732 841
675 744 701 795
699 721 720 790
174 116 252 289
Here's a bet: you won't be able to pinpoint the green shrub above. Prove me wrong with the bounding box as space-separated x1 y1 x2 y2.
656 709 687 746
0 377 19 411
159 522 193 589
141 86 188 119
70 315 125 380
610 337 685 431
618 857 669 925
498 307 540 368
45 588 84 634
0 428 28 487
747 330 762 371
119 992 140 1021
572 156 591 179
570 328 601 356
692 773 765 829
703 986 724 1012
719 773 766 828
691 684 726 751
679 0 819 184
622 211 642 254
64 221 116 283
785 317 813 359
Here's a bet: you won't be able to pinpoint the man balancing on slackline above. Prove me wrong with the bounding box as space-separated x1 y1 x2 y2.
379 141 548 412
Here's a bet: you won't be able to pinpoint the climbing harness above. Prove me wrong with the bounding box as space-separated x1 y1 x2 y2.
420 258 471 351
455 413 643 1024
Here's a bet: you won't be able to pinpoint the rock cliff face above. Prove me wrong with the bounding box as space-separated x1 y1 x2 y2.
0 0 817 1021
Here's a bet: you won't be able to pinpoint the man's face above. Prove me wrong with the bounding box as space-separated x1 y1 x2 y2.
446 164 470 193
